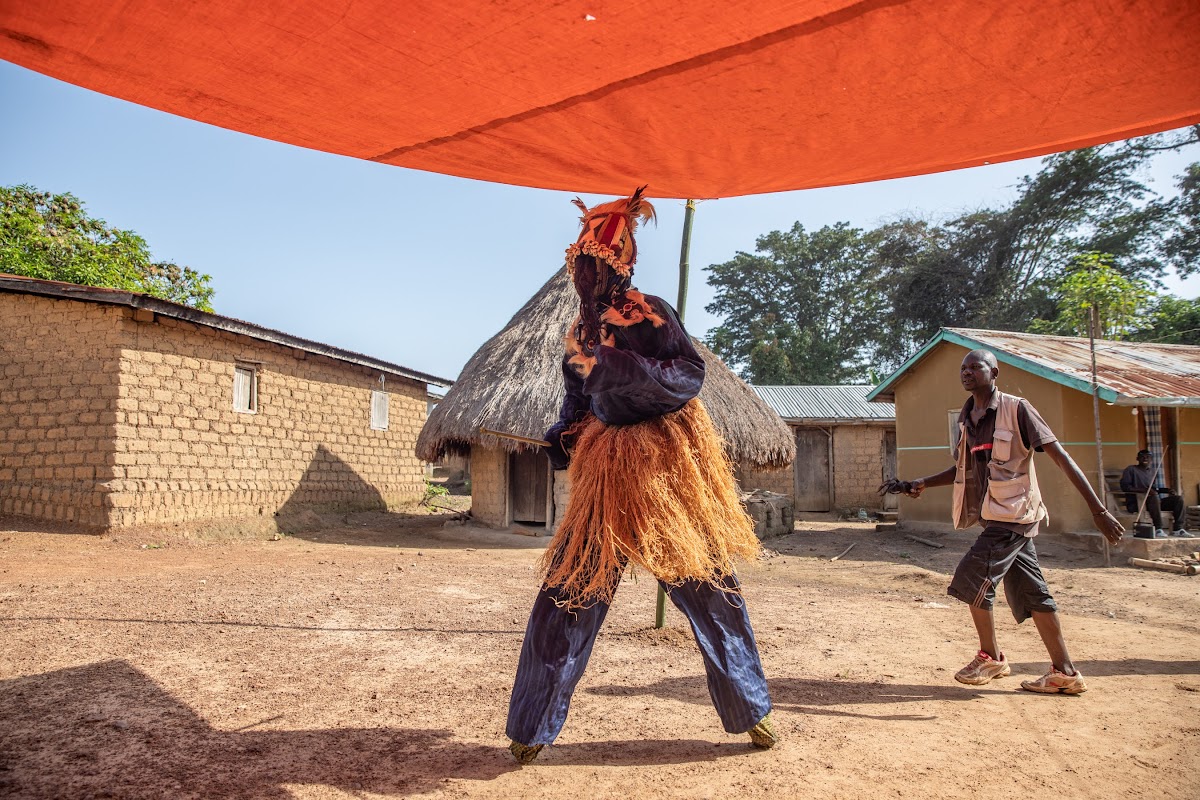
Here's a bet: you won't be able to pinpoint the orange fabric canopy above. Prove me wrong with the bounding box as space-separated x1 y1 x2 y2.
2 1 1198 198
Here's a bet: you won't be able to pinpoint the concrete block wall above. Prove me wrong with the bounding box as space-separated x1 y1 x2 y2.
0 295 120 526
103 313 429 526
469 446 508 527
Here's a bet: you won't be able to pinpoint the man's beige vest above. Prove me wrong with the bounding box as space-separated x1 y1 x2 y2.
952 391 1048 530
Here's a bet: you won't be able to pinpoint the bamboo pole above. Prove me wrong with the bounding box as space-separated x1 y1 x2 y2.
656 199 698 629
1089 303 1110 567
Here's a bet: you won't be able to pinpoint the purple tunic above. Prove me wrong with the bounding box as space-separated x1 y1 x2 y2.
545 296 704 468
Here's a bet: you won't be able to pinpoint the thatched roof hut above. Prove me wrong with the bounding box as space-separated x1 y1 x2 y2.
417 268 795 528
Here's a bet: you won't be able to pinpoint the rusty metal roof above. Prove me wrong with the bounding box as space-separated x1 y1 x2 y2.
868 327 1200 407
753 385 895 423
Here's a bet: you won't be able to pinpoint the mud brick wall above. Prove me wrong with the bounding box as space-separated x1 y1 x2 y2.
550 469 571 530
104 312 428 527
0 295 120 526
738 463 793 497
831 425 889 511
469 446 508 527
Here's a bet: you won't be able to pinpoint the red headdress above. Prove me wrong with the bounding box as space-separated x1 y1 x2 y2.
564 187 665 378
565 186 657 278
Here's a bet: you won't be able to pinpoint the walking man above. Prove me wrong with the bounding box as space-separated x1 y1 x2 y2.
882 349 1124 694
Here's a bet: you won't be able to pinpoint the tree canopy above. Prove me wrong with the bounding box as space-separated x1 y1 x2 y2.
705 128 1200 384
0 185 214 311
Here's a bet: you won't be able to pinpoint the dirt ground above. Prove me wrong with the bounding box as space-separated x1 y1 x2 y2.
1 507 1198 800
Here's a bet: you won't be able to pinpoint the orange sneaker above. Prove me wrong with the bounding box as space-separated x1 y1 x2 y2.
954 650 1011 685
1020 668 1087 695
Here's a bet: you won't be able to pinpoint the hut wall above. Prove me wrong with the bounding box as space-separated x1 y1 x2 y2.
1180 408 1200 505
470 445 508 527
551 469 571 530
1 293 432 529
738 464 792 497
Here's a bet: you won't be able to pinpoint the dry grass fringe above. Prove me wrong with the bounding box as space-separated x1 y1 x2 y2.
540 399 761 608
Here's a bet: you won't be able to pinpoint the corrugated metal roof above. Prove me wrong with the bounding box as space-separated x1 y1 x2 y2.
869 327 1200 406
752 385 895 422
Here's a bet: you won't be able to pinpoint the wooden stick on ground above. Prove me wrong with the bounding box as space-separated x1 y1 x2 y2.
830 542 856 561
1128 557 1196 575
905 535 945 549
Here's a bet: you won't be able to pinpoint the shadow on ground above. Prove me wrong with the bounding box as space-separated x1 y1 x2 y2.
0 660 517 799
586 674 1010 723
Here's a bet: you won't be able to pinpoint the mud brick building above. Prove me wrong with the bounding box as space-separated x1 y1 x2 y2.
0 275 452 528
742 385 897 514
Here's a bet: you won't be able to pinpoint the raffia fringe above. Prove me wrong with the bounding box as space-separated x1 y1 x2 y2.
539 399 760 608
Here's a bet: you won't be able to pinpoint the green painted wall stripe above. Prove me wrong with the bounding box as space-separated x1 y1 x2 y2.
1057 442 1137 446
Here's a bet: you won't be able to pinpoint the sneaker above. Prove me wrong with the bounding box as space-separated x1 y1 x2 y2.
1154 528 1169 539
508 740 543 764
954 650 1011 685
1020 667 1087 695
1171 529 1190 537
748 712 780 749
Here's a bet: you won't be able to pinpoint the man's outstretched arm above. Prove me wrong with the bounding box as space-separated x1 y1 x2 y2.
879 465 956 498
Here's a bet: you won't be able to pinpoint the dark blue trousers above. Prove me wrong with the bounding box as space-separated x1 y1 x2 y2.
506 573 772 746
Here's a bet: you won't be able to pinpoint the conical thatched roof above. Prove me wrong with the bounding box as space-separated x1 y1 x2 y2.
417 268 795 468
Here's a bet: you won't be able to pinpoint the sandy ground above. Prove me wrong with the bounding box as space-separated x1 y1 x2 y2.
1 508 1198 800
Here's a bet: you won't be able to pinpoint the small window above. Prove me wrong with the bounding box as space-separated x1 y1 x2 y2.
370 390 389 430
233 365 257 413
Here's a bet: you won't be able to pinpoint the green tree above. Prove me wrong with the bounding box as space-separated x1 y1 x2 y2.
1129 294 1200 345
880 129 1197 353
0 185 214 311
705 222 886 384
1027 253 1152 339
1165 162 1200 275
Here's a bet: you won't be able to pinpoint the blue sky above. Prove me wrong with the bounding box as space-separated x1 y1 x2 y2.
3 60 1197 383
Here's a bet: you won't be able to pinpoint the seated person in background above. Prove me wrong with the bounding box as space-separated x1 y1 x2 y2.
1120 449 1188 538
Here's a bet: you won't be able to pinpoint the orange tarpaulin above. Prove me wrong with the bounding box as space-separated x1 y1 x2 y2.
2 1 1198 198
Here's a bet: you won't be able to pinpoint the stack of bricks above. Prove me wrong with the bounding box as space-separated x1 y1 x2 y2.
1 293 431 529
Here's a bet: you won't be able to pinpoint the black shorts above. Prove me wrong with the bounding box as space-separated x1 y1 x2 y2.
947 526 1057 623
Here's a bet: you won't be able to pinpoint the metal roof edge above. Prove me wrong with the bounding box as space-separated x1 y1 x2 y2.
868 328 1122 404
1112 395 1200 408
867 329 949 402
942 330 1119 403
0 275 454 388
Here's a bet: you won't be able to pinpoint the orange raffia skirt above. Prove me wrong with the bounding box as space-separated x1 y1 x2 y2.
539 399 761 608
